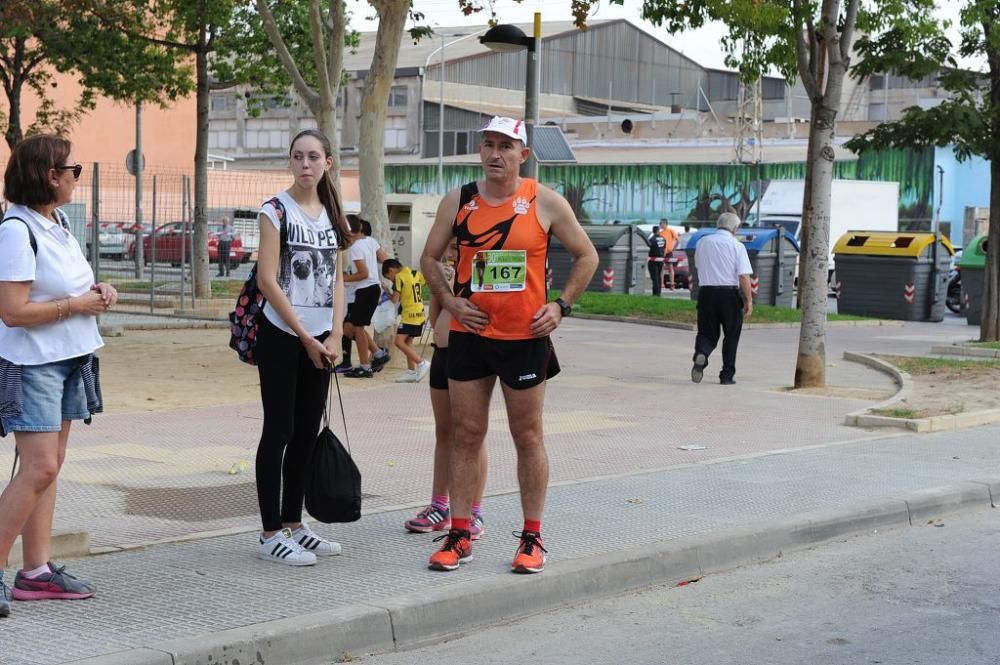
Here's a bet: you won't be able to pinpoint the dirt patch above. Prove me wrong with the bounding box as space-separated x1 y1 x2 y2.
872 355 1000 418
98 328 411 413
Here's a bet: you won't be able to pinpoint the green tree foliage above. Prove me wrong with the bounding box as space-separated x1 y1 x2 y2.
0 0 191 149
93 0 251 298
846 1 1000 341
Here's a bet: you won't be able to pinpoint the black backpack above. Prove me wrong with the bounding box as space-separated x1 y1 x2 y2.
304 373 362 523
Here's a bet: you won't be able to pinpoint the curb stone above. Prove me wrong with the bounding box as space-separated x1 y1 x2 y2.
843 352 1000 432
10 530 89 567
61 483 999 665
572 313 902 331
931 344 1000 359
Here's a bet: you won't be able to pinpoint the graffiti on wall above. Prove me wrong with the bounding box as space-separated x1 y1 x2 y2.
385 147 934 228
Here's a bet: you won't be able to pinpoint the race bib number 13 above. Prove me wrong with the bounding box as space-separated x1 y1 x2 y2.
471 250 527 292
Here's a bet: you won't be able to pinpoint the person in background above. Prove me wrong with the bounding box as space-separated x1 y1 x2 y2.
382 258 431 383
216 217 234 277
659 219 680 290
342 218 390 378
690 212 753 386
647 225 667 297
404 238 488 538
0 134 118 616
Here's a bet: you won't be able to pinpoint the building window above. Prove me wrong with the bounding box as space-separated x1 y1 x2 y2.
245 118 289 150
210 94 237 112
209 120 238 149
384 115 408 149
389 85 408 108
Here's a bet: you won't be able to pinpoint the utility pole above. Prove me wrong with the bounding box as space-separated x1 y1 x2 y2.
134 103 145 279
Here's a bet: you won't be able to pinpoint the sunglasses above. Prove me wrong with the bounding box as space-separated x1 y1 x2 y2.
55 164 83 180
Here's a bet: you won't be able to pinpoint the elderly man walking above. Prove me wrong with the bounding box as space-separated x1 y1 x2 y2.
420 116 598 574
691 212 753 385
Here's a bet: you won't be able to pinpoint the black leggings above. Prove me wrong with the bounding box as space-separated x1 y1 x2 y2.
255 315 331 532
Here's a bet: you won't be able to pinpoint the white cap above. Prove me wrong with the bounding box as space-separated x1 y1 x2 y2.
478 116 528 145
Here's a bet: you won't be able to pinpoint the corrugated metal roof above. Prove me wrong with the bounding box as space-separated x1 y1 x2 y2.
344 20 609 73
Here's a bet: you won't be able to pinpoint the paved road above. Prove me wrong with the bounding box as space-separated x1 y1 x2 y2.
365 507 1000 665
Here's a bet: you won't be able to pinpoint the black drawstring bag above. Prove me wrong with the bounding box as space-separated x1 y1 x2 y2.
305 370 362 523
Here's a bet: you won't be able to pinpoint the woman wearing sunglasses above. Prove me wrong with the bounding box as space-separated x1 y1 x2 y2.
0 134 117 618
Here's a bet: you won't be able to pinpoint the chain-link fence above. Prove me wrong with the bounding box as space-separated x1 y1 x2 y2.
62 163 294 314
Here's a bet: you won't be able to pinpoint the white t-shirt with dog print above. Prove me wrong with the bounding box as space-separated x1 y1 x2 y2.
258 191 339 337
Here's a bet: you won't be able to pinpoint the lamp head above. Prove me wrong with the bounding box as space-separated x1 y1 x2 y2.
480 24 531 52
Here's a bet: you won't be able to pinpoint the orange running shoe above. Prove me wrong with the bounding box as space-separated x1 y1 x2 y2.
428 529 473 571
511 531 547 574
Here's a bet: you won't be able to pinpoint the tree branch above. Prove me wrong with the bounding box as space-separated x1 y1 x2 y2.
309 0 332 104
254 0 320 109
326 0 346 89
840 0 859 63
793 0 819 98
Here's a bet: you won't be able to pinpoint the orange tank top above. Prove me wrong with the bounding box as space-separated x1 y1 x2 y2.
450 178 548 340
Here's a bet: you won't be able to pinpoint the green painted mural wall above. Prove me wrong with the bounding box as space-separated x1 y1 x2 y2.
385 147 934 229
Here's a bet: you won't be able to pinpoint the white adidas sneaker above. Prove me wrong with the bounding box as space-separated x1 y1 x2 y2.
291 522 342 557
258 528 317 566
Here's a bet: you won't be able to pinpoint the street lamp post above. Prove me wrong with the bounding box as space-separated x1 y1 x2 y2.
480 13 542 180
423 30 484 194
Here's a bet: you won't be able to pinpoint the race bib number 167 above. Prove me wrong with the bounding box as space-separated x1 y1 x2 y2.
470 250 527 292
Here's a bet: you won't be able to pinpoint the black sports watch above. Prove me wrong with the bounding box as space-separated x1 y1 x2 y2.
555 297 572 318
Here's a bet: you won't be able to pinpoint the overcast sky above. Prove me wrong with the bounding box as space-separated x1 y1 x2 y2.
345 0 979 72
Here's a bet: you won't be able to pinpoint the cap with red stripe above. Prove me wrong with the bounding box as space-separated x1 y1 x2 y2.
478 116 528 145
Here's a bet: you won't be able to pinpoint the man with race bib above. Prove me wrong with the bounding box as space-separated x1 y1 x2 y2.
420 117 597 574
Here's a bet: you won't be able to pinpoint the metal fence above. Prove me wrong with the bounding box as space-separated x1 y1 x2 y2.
61 162 294 314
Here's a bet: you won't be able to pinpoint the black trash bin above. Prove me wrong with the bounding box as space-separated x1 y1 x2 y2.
549 225 647 294
738 228 799 307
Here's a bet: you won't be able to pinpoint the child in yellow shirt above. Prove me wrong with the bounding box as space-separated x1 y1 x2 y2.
382 259 430 383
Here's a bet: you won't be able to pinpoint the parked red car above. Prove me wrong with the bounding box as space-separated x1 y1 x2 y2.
129 221 250 267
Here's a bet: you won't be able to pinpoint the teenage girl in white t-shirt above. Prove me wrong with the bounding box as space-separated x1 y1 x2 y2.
253 129 351 566
0 135 118 616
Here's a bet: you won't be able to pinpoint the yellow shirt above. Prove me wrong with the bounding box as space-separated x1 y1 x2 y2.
395 267 426 325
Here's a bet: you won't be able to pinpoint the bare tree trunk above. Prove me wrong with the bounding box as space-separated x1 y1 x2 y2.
981 37 1000 341
4 37 26 149
192 25 210 298
983 158 1000 341
795 103 835 388
794 0 854 388
358 1 408 251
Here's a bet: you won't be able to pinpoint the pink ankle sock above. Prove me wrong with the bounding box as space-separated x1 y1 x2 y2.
22 564 51 579
471 502 482 516
431 495 449 511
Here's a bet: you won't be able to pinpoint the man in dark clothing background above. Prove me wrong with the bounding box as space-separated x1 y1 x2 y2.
647 228 666 296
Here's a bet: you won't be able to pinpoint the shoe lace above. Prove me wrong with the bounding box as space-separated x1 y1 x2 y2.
433 529 469 552
513 531 547 556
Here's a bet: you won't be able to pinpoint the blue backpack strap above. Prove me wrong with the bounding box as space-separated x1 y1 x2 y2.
0 216 37 255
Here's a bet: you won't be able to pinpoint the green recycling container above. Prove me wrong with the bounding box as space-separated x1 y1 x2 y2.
960 235 988 325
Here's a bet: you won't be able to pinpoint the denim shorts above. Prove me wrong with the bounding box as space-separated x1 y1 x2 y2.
1 357 91 433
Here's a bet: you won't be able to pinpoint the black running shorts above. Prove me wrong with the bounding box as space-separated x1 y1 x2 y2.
446 331 560 390
397 322 424 338
346 284 380 326
429 345 448 390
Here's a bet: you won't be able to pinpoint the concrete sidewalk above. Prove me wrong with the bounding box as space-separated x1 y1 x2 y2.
0 316 993 664
4 426 998 665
